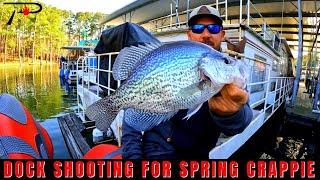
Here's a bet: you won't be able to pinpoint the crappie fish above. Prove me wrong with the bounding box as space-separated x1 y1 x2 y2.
86 41 248 132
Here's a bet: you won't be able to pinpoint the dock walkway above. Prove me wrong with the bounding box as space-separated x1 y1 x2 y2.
286 81 319 127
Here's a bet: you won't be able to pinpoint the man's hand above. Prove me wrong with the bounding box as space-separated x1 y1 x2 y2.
208 84 249 116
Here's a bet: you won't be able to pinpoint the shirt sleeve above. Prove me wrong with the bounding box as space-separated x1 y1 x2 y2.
210 102 253 136
121 120 143 159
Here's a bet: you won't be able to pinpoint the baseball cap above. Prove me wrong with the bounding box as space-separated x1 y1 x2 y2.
188 5 223 26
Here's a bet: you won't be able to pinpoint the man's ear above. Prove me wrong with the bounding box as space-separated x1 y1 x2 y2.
221 30 225 38
220 30 226 47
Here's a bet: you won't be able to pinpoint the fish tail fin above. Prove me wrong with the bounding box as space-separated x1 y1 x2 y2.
85 96 120 132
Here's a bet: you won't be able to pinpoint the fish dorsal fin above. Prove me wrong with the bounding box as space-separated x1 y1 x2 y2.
112 43 162 81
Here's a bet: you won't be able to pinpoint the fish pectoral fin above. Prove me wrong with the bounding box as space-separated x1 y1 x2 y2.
183 103 203 120
123 108 176 131
112 42 162 81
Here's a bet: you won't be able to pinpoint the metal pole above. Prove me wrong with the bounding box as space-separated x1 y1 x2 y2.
239 0 243 41
316 0 318 79
313 64 320 110
247 0 250 26
225 0 228 21
311 20 320 51
175 0 180 28
264 65 272 114
291 0 303 106
239 0 242 24
263 21 267 40
108 54 111 95
186 0 190 26
313 0 320 110
170 3 173 29
305 53 311 89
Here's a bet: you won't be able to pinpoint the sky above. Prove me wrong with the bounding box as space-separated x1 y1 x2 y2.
41 0 137 14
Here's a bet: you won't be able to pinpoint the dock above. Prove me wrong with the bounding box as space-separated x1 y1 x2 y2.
57 114 91 159
267 80 320 159
286 81 319 127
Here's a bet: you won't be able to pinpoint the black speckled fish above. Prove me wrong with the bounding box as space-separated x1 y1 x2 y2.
86 41 248 132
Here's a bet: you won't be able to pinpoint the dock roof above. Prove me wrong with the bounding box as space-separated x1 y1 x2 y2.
100 0 320 57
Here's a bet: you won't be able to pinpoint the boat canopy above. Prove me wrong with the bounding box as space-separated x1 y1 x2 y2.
94 22 160 94
94 22 160 54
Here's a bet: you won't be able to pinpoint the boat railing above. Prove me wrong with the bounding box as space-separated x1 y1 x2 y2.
150 0 228 32
76 52 120 121
148 0 280 51
76 56 86 121
225 49 294 120
210 72 294 159
244 0 280 49
270 77 293 116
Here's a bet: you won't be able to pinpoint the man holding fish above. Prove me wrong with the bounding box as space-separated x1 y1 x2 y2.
86 5 253 159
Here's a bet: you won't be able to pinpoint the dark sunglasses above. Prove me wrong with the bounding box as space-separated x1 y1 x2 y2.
190 24 222 34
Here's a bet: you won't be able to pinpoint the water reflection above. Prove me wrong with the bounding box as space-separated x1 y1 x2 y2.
0 64 77 120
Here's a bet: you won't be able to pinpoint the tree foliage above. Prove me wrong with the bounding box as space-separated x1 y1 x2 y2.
0 0 106 64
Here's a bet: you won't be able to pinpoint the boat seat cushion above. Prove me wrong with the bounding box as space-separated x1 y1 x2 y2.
0 136 40 159
0 94 26 124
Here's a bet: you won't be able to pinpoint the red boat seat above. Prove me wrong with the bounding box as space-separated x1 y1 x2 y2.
0 93 53 159
83 144 122 159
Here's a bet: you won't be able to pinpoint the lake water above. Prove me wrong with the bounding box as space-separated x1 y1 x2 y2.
0 63 78 121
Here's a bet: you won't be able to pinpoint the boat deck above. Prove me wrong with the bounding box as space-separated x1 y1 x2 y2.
57 113 118 159
57 114 91 159
40 118 71 159
286 81 319 126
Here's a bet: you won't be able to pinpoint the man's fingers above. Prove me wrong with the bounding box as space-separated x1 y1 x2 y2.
221 84 248 104
209 84 249 116
227 87 248 104
209 96 239 116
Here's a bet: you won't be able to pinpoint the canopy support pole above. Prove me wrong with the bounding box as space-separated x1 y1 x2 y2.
291 0 303 106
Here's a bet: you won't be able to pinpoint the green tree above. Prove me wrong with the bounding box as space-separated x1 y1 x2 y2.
0 2 106 64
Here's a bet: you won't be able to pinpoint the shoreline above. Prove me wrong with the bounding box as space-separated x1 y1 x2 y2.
0 61 58 67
